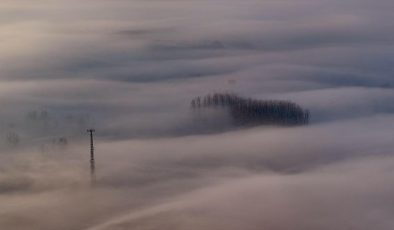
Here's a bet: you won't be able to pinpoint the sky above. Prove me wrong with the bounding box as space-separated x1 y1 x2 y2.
1 0 394 229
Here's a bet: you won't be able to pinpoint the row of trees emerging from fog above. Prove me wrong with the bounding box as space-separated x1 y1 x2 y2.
191 93 310 126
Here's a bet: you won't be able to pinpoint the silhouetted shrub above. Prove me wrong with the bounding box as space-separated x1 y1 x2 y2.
191 93 309 126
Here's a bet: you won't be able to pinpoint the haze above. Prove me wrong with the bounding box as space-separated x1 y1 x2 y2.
1 0 394 229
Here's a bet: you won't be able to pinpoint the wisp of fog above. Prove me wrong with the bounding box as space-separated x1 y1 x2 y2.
1 0 394 229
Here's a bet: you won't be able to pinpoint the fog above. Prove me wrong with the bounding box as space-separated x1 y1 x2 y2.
1 0 394 229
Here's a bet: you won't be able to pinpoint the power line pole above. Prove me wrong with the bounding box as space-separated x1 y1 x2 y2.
87 129 96 185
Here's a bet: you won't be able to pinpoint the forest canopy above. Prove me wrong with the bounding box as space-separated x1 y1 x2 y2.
191 93 310 126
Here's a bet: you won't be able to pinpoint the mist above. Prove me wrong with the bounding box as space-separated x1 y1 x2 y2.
1 0 394 229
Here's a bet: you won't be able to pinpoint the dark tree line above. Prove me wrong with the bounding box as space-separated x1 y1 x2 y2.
191 93 310 126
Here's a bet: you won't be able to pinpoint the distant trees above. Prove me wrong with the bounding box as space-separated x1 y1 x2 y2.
0 109 93 151
25 109 51 134
39 137 69 153
24 109 92 137
191 93 309 126
5 132 20 147
26 110 50 123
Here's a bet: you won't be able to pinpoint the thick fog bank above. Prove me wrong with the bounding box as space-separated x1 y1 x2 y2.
1 0 394 229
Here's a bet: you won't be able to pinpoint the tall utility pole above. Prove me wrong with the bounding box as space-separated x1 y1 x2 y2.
87 129 96 185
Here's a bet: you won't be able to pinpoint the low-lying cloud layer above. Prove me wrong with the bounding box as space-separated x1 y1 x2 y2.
1 0 394 229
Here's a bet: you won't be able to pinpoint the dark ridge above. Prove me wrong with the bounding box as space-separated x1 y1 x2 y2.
191 93 310 126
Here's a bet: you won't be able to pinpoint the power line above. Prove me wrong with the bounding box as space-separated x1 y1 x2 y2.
87 129 96 185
